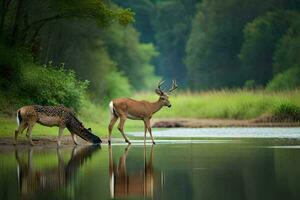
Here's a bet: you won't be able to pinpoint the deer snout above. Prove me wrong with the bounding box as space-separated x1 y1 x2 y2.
168 104 172 108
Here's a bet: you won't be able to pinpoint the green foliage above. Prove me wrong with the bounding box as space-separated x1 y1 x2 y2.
244 80 257 90
133 90 300 119
266 67 300 91
239 11 297 85
102 70 132 102
273 103 300 121
0 0 134 46
0 44 88 111
273 16 300 74
114 0 199 86
19 64 88 110
185 0 299 90
102 24 159 90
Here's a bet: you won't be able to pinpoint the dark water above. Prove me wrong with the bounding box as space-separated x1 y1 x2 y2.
1 139 300 200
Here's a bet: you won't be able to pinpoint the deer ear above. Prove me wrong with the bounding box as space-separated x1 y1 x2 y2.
155 89 162 95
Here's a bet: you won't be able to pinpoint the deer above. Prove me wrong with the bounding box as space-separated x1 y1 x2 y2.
15 145 100 196
14 105 101 146
108 145 163 198
108 80 178 145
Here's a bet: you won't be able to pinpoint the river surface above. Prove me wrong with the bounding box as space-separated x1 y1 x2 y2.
1 127 300 200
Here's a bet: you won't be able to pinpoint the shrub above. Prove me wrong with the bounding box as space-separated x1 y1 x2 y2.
244 80 256 90
272 103 300 121
266 67 300 91
17 64 88 111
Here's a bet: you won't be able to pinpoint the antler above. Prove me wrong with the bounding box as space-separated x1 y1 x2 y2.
168 80 178 93
156 79 165 94
157 79 165 90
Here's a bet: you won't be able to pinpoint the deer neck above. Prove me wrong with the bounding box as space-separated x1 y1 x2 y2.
150 99 164 115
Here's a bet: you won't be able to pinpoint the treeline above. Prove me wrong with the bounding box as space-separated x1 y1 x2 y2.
0 0 299 113
0 0 158 111
114 0 199 86
115 0 300 90
186 0 300 90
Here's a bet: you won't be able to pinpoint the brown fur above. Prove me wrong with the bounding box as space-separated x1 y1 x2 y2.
15 145 100 195
109 145 161 198
108 80 177 145
15 105 101 145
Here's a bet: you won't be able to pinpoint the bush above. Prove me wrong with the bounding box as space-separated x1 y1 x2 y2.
266 67 300 91
102 70 132 102
18 64 88 111
244 80 256 90
272 103 300 121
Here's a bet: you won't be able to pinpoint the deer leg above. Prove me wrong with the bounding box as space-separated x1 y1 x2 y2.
146 120 155 144
57 147 65 174
149 144 154 166
118 117 131 144
108 145 115 198
57 127 64 146
143 120 148 145
26 123 35 146
71 132 79 145
14 123 27 145
28 148 33 170
108 115 118 145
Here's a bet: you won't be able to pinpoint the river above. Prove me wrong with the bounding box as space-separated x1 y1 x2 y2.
1 127 300 200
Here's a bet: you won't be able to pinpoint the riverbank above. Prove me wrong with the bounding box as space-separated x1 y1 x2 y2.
152 118 300 128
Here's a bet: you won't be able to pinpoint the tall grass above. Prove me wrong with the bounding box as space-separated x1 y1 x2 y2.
1 90 299 138
133 89 300 119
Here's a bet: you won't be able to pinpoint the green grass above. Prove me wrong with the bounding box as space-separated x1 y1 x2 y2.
1 89 300 138
133 89 300 119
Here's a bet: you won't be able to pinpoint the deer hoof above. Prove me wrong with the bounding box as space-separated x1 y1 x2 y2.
125 140 131 144
152 141 156 145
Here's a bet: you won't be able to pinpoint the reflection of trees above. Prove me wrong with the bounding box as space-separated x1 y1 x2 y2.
108 145 164 198
15 145 100 196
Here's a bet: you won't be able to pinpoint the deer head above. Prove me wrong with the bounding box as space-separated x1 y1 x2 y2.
155 80 178 108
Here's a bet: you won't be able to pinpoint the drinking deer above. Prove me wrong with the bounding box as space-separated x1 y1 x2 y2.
108 80 177 145
15 145 100 196
15 105 101 146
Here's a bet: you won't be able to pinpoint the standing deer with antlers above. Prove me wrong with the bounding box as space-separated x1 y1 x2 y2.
108 80 177 145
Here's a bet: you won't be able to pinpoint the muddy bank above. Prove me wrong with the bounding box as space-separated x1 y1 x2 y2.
0 136 108 152
152 118 300 128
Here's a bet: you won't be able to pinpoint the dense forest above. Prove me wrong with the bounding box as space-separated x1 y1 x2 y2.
0 0 299 112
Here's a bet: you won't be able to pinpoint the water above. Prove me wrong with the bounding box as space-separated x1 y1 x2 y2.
1 128 300 200
128 127 300 138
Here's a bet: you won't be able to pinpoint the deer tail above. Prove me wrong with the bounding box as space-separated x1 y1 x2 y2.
16 110 22 126
109 101 117 118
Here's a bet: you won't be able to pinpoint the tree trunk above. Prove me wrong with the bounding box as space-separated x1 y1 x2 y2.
11 0 24 45
0 0 12 35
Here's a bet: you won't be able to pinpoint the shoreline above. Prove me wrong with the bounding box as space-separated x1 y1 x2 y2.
152 118 300 128
0 118 299 149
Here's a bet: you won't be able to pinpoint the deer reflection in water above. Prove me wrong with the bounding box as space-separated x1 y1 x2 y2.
109 145 164 199
15 145 100 195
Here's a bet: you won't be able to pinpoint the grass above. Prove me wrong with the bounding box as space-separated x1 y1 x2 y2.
133 89 300 119
0 89 300 138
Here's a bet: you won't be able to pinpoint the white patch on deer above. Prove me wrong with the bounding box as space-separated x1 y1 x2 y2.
109 101 115 118
16 112 20 126
110 172 114 198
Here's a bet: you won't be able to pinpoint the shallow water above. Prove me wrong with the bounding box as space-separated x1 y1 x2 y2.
1 128 300 200
129 127 300 138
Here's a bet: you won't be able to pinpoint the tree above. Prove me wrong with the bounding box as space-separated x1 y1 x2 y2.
185 0 299 90
239 10 297 85
273 14 300 74
0 0 134 48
